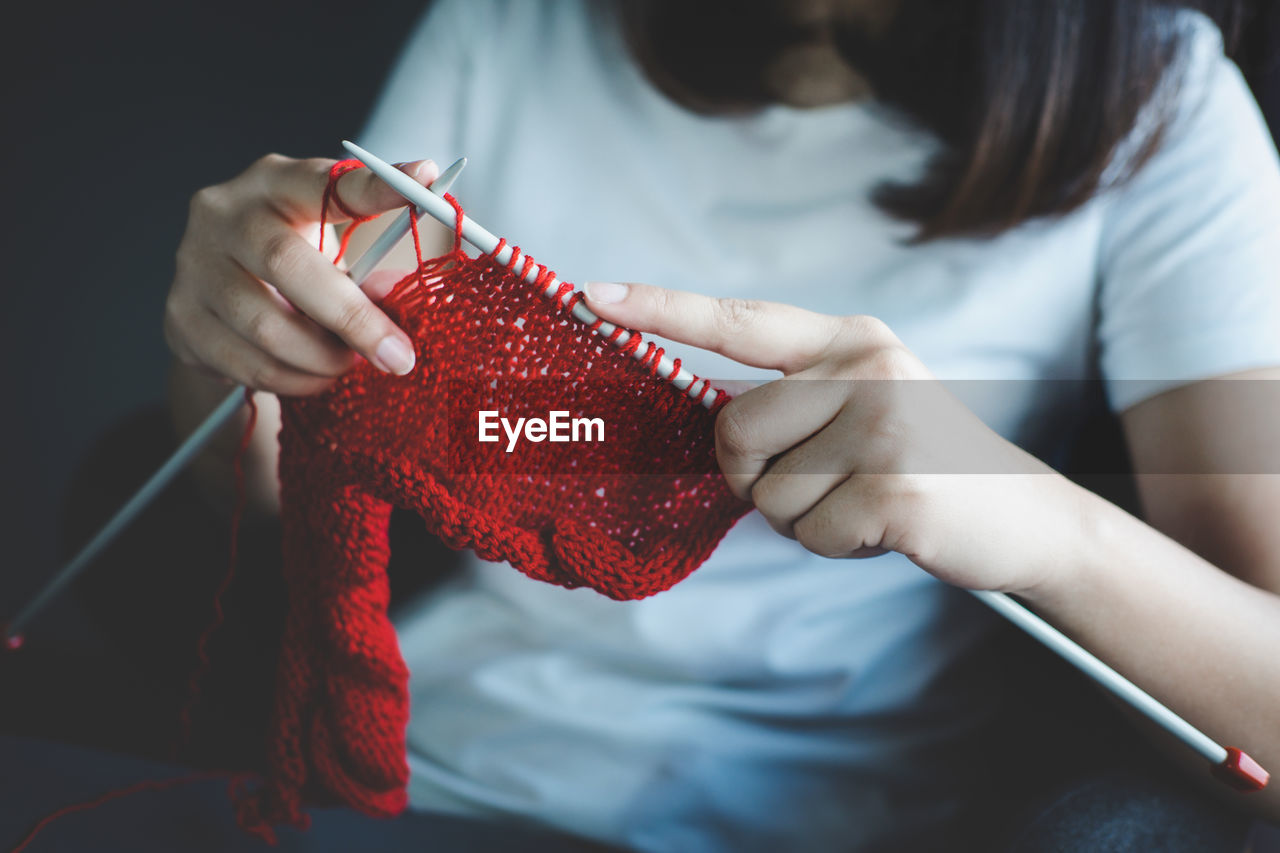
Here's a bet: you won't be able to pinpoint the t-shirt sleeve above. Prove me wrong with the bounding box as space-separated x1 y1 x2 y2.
356 0 493 168
1097 16 1280 412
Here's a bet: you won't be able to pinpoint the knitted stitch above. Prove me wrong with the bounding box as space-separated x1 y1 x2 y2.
234 163 752 836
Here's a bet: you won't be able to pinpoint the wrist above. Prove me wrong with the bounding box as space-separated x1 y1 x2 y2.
1012 476 1119 608
167 358 283 519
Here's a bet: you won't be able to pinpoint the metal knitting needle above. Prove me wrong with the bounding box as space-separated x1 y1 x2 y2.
1 157 467 646
343 140 1269 791
347 157 468 284
342 141 722 410
969 590 1238 768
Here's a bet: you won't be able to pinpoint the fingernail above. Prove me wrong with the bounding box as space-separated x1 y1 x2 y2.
375 336 416 375
415 159 438 181
585 281 628 304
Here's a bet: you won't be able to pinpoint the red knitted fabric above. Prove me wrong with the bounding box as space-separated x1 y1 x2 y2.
234 164 752 836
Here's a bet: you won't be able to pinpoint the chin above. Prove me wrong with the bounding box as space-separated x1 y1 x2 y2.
763 42 872 106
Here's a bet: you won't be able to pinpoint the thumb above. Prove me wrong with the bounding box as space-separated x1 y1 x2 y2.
359 268 416 303
323 158 440 222
262 156 439 225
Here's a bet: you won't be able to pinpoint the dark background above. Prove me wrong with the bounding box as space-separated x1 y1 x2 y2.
0 0 426 617
0 1 1277 625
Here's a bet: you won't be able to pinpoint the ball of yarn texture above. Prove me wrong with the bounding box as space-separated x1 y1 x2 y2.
237 172 752 835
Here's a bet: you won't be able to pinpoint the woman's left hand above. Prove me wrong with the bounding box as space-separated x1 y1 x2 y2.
584 281 1092 595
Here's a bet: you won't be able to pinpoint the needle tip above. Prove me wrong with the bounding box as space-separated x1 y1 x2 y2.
2 624 23 653
1214 747 1270 791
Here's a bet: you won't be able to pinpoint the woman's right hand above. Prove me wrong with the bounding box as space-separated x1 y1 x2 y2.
164 153 440 395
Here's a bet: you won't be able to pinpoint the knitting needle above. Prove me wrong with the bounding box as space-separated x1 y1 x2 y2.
347 156 467 284
970 590 1266 789
0 157 468 647
342 140 1269 792
341 141 722 410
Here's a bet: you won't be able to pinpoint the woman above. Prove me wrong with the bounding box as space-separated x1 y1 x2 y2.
163 0 1280 849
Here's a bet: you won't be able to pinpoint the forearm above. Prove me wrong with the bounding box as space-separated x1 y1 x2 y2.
166 359 282 519
1021 480 1280 818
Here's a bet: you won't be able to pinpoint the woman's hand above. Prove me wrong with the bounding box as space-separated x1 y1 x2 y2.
584 281 1091 595
586 280 1280 817
165 154 439 395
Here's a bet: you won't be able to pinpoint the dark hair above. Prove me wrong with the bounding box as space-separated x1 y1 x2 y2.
622 0 1251 241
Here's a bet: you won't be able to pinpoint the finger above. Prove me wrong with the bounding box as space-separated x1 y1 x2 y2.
259 156 439 225
716 377 847 499
181 306 339 396
203 262 358 377
234 221 416 375
359 268 416 303
748 415 861 537
164 297 202 369
791 477 892 560
583 281 844 373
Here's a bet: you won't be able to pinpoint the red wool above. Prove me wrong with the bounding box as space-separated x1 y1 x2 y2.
9 163 749 850
231 162 752 836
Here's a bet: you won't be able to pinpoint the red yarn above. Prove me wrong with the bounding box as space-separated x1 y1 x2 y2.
10 161 750 848
320 158 377 263
9 771 248 852
8 394 264 853
232 161 752 833
176 388 258 753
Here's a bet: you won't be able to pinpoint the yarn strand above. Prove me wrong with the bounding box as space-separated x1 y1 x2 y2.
175 388 259 755
8 772 248 853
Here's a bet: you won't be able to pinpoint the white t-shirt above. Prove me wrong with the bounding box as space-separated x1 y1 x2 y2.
359 2 1280 850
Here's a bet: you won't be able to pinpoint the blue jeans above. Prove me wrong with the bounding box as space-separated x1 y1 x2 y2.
0 735 1253 852
1002 768 1251 853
